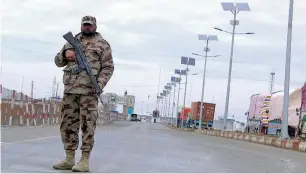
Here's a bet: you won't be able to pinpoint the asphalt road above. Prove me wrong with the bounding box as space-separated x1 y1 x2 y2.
1 121 306 173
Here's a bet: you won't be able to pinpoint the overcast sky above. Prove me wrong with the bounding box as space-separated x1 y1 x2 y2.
1 0 305 122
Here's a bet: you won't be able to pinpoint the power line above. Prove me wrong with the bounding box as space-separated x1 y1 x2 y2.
2 70 303 86
2 45 306 68
117 85 157 88
194 74 303 86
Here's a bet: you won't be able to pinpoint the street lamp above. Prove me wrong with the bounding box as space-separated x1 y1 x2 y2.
170 77 179 125
166 83 172 123
180 56 196 128
156 95 162 114
192 53 221 58
216 2 253 131
174 69 185 127
214 27 254 35
155 68 162 113
197 34 218 130
172 74 183 125
281 0 294 140
159 93 164 119
163 86 167 120
163 88 168 120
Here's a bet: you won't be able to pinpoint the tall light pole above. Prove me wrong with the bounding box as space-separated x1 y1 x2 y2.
215 2 253 131
160 92 165 118
163 89 167 119
171 77 178 125
192 53 220 128
174 69 185 127
163 86 168 119
156 68 162 111
180 56 196 127
281 0 294 140
166 83 172 123
197 34 218 129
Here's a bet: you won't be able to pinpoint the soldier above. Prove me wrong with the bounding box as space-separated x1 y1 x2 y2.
53 15 114 172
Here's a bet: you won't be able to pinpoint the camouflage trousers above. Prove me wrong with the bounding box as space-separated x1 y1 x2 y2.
60 93 98 152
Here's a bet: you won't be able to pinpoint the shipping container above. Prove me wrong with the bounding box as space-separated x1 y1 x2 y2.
191 101 216 122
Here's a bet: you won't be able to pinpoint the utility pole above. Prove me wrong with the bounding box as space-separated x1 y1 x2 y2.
171 82 176 125
281 0 294 140
156 68 162 110
21 76 25 94
167 85 172 123
176 77 181 125
55 83 59 101
181 65 189 128
180 57 195 128
52 76 56 98
31 81 34 102
215 2 253 131
197 34 218 130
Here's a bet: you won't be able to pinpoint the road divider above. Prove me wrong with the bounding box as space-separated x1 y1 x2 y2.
1 110 126 128
162 123 306 153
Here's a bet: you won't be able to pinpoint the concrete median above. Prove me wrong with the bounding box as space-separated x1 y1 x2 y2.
162 123 306 153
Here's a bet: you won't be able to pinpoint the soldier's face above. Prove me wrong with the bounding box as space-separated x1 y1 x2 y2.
81 23 96 36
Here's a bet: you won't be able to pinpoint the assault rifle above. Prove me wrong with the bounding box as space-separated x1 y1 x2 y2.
63 31 104 104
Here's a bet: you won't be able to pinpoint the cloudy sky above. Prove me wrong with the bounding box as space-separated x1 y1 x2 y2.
1 0 305 122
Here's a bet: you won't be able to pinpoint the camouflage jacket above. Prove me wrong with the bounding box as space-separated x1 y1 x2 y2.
54 32 114 95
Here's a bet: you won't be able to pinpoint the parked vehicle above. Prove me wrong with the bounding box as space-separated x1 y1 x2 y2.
190 101 216 128
130 114 140 122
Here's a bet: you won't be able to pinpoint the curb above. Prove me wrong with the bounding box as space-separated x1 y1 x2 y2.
163 123 306 153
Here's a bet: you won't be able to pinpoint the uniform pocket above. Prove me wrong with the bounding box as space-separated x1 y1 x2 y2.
87 48 102 58
86 48 102 70
62 70 71 85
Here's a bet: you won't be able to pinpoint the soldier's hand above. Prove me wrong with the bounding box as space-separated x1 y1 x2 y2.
65 49 76 61
97 82 104 94
98 82 104 90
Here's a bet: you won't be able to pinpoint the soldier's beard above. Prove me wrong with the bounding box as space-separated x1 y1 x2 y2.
82 30 95 36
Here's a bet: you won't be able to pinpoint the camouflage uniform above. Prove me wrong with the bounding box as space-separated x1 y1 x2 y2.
53 16 114 172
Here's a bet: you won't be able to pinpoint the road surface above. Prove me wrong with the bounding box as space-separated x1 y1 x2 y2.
1 121 306 173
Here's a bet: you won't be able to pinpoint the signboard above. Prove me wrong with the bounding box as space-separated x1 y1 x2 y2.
129 97 134 105
267 119 281 135
302 113 306 134
128 107 133 115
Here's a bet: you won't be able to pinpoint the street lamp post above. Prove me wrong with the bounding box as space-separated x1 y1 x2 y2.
281 0 294 140
170 77 178 125
155 68 162 112
180 56 196 128
197 34 218 130
216 2 253 131
163 89 167 120
166 83 172 124
174 69 185 127
160 94 164 118
163 86 168 120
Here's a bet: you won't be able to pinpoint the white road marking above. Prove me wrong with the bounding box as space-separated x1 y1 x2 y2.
1 136 59 146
